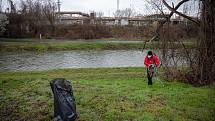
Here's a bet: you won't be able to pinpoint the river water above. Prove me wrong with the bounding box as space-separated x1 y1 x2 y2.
0 50 189 72
0 50 146 71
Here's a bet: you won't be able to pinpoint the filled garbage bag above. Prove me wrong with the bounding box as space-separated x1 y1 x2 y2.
50 78 78 121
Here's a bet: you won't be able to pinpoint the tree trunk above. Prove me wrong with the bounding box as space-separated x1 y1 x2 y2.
198 0 215 85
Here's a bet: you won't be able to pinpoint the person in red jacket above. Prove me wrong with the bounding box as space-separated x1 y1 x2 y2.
144 51 160 85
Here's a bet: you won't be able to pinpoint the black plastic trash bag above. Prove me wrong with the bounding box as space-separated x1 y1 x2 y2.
50 78 78 121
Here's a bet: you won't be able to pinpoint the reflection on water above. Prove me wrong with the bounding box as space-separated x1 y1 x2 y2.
0 50 191 72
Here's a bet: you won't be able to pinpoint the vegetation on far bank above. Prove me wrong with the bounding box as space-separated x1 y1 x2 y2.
0 38 196 51
0 67 214 121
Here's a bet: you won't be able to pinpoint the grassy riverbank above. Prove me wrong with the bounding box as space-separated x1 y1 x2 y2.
0 38 195 51
0 67 214 121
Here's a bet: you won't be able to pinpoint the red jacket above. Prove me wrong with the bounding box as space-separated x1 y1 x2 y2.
144 54 160 68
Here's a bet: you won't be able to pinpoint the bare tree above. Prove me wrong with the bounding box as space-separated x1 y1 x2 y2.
114 10 123 18
145 0 215 85
162 0 200 25
5 0 57 37
96 11 104 18
42 0 57 33
0 13 9 36
196 0 215 85
7 0 16 13
146 0 165 15
114 8 136 18
123 8 136 18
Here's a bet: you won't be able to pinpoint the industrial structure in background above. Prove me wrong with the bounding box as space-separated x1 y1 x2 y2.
55 0 187 26
56 11 185 26
54 0 185 26
0 0 198 40
1 0 190 28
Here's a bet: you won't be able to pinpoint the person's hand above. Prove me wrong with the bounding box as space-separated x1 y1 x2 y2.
148 64 154 71
149 64 154 68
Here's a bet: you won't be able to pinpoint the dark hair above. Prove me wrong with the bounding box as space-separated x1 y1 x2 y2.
148 51 152 55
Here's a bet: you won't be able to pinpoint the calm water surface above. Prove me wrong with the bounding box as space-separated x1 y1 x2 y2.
0 49 191 72
0 50 148 71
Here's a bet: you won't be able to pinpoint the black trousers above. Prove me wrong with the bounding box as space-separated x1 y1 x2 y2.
147 69 152 85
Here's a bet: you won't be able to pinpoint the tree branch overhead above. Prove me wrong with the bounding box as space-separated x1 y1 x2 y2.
162 0 201 26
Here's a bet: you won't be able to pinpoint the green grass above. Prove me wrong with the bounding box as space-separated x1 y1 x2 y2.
0 38 196 51
0 41 146 51
0 67 214 121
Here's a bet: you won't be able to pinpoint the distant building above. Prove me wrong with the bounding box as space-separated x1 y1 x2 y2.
143 14 169 21
56 12 191 26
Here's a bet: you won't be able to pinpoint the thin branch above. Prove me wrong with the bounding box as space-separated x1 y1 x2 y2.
141 35 157 52
146 0 164 15
162 0 200 26
155 0 190 34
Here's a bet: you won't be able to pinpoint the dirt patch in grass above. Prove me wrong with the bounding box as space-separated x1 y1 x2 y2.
0 99 22 121
145 95 166 113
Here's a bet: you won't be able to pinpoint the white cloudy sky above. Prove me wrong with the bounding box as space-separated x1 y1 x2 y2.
59 0 163 16
2 0 199 17
2 0 148 16
61 0 133 14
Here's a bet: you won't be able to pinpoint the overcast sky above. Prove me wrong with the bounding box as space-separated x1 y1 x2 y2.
2 0 199 17
60 0 159 16
62 0 135 16
2 0 147 16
